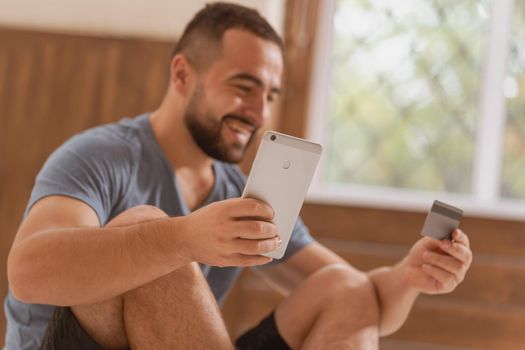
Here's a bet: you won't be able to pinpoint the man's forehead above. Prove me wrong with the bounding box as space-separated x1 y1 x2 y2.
216 29 283 85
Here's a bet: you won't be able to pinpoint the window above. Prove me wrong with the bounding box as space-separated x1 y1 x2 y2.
502 0 525 199
307 0 524 219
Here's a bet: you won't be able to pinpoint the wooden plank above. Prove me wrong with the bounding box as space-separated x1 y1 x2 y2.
279 0 321 137
318 238 525 306
301 203 525 258
394 297 525 349
380 338 479 350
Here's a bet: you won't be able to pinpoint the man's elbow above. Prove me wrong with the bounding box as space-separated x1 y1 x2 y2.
7 248 40 303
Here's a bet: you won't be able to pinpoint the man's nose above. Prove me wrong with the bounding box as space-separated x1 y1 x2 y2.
245 94 270 127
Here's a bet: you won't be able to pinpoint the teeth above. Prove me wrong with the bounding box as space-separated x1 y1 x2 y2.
230 124 243 133
228 119 252 134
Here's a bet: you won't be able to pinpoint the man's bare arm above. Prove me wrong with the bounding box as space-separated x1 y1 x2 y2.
253 243 416 336
8 196 280 306
254 232 471 336
369 229 472 335
7 196 190 306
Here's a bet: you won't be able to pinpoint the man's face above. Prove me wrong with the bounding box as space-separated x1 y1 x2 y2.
183 29 283 163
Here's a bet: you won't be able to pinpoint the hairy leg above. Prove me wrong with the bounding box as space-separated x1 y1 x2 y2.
275 264 380 350
70 205 233 350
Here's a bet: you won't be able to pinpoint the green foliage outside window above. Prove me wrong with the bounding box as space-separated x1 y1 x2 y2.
325 0 490 193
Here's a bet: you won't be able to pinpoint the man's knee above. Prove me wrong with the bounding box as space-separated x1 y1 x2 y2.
106 205 168 227
71 296 128 349
275 264 379 348
71 262 207 349
314 264 379 320
125 262 205 299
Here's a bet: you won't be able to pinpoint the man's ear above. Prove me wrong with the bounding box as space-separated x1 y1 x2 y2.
170 54 194 95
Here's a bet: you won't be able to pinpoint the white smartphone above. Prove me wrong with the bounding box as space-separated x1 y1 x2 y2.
242 131 322 259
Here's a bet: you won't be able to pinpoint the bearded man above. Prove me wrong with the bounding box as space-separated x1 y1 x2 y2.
5 3 472 349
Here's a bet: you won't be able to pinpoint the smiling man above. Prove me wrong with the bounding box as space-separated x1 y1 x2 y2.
5 2 472 350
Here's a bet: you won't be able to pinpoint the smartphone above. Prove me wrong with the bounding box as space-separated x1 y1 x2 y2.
242 131 322 259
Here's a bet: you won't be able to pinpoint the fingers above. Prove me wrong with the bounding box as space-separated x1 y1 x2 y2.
440 236 473 266
422 251 465 280
187 199 278 268
224 198 275 221
232 254 273 267
421 264 456 292
451 229 470 247
421 229 472 292
227 219 281 256
214 253 273 267
234 220 278 240
234 236 282 255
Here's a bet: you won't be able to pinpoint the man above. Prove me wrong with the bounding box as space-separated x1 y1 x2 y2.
5 2 472 349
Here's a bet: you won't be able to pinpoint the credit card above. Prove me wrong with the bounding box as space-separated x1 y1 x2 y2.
420 200 463 240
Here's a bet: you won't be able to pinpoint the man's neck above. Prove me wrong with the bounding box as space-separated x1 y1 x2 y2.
149 105 213 175
149 105 217 211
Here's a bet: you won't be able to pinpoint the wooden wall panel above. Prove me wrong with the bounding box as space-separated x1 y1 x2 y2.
301 203 525 258
0 27 173 347
278 0 320 137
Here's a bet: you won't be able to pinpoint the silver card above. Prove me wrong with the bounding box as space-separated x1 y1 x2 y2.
420 200 463 240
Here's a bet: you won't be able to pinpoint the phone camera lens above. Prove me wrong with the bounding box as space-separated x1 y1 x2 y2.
271 135 276 141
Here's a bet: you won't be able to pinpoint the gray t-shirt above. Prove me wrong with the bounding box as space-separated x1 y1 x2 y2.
3 114 314 350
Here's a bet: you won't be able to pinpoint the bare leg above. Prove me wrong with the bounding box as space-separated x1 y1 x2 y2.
70 205 233 350
275 264 379 350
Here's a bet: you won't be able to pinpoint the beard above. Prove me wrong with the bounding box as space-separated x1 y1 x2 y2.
184 84 258 163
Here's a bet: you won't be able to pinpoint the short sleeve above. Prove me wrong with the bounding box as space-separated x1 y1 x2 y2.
26 128 134 225
284 217 315 256
258 216 315 269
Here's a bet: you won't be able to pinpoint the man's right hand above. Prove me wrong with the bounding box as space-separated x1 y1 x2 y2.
7 196 278 306
179 198 280 267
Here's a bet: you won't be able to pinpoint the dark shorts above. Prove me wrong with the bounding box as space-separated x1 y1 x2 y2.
40 306 291 350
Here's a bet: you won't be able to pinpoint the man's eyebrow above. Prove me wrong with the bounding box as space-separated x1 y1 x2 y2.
228 73 282 94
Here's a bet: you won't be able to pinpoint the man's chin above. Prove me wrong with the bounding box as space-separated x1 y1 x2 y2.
216 137 249 162
214 130 254 163
221 148 246 164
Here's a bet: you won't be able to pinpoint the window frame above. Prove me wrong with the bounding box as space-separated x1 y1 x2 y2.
304 0 525 221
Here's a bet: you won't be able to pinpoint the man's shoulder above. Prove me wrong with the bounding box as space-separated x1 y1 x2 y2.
30 115 153 223
74 115 146 147
60 115 149 161
38 115 152 184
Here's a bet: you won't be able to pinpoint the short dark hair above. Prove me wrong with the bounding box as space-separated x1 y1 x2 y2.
172 2 284 71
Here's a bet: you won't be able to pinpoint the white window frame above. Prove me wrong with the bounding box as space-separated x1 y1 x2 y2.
305 0 525 221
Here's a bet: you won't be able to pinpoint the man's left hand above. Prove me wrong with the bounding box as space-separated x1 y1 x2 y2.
402 229 472 294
